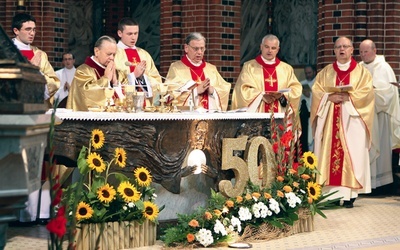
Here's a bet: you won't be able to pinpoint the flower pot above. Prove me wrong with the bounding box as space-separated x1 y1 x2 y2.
74 220 157 250
292 211 314 234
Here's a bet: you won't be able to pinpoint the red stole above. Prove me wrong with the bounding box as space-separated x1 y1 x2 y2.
125 48 141 73
20 50 34 61
328 58 357 186
255 55 280 112
181 56 208 109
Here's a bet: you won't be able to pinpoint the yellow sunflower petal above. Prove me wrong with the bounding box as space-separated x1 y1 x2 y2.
134 167 152 187
143 201 159 221
76 201 94 221
307 181 321 200
117 181 141 202
97 184 116 203
91 129 105 149
87 152 106 173
115 147 127 168
303 151 317 169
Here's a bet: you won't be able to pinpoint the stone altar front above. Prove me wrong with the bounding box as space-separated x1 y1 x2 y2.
51 111 283 220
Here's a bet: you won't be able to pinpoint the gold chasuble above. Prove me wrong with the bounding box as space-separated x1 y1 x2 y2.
311 58 374 200
114 47 162 87
166 56 231 111
231 55 302 112
66 56 128 111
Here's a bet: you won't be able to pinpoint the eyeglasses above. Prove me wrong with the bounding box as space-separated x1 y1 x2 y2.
21 27 36 33
334 45 352 49
63 58 74 61
187 44 206 52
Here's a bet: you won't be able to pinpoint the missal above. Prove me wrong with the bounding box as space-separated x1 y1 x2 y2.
323 85 353 93
265 88 291 94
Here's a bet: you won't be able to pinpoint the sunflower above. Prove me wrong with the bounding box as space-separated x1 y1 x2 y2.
87 152 106 173
76 201 94 221
117 181 141 202
114 148 127 168
134 167 152 187
303 151 317 169
91 129 105 149
143 201 159 222
307 182 322 200
97 184 116 203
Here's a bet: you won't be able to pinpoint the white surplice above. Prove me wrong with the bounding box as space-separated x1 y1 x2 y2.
360 55 400 188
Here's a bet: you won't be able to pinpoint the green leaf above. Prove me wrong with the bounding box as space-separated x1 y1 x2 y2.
77 146 89 175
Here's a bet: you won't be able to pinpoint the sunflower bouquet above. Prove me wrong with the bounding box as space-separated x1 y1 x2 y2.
63 129 160 228
162 111 338 248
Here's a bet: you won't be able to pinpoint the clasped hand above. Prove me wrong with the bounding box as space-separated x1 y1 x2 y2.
105 61 118 86
133 60 147 78
197 78 214 95
328 92 349 103
262 92 282 104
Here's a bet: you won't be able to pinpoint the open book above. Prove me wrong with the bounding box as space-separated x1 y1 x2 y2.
264 88 291 94
178 80 197 92
323 85 353 93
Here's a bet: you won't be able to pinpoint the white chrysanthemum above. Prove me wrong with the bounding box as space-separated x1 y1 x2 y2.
238 207 252 221
230 216 242 233
128 202 134 208
285 192 302 208
123 206 127 211
213 220 227 236
269 198 281 214
252 202 261 218
195 228 214 247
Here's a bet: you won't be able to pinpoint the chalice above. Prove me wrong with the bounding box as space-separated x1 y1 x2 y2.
171 89 181 112
104 87 115 111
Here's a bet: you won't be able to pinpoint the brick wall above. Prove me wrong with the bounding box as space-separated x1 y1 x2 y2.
318 0 400 78
159 0 242 88
0 0 69 70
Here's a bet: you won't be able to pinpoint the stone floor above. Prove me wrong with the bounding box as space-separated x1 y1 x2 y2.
4 195 400 250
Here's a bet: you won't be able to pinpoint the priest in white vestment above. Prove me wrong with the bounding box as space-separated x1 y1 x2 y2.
359 39 400 189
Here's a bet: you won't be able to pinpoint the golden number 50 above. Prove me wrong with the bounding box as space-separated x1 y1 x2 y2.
218 136 276 198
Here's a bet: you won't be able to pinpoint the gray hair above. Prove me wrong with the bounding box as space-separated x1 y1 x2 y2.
261 34 280 47
185 32 206 45
94 35 117 49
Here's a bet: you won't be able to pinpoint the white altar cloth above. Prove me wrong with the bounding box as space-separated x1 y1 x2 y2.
49 109 284 121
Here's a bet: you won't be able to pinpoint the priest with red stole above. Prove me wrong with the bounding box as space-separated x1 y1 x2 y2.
165 32 231 111
114 17 162 107
12 12 60 108
67 35 128 111
231 34 302 113
311 37 375 208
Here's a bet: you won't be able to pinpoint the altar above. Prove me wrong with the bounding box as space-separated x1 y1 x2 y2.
51 110 283 220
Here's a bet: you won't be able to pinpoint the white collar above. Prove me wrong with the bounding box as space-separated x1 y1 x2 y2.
90 56 106 69
261 56 276 65
13 38 31 50
117 41 136 50
336 60 351 71
185 55 202 67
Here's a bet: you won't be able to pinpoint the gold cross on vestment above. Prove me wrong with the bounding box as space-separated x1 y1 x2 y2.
131 57 138 66
265 75 277 87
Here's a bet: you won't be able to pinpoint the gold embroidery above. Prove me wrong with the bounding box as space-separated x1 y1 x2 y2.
263 68 277 87
131 57 138 66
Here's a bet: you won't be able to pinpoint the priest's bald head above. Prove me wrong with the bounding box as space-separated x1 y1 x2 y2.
359 39 377 64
